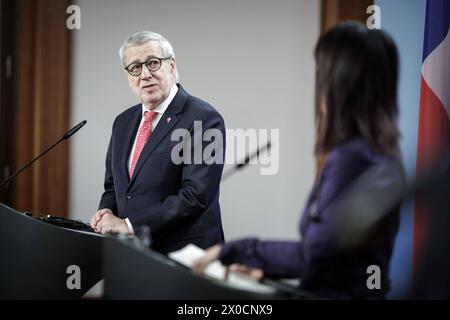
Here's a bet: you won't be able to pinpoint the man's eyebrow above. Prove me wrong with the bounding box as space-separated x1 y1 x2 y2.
127 55 158 65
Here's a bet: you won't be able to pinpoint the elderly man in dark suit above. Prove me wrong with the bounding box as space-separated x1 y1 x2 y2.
90 31 225 254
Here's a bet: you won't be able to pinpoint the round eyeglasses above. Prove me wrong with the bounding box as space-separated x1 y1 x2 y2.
124 56 172 77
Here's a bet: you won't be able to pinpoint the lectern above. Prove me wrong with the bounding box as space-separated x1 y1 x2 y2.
0 203 314 299
103 236 311 299
0 203 103 299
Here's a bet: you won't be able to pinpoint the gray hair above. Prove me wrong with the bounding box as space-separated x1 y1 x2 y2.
119 31 179 82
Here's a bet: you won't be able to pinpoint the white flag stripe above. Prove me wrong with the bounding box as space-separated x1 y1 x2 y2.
421 27 450 120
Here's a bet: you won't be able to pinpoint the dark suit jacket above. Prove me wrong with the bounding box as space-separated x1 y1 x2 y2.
99 84 225 254
219 138 402 299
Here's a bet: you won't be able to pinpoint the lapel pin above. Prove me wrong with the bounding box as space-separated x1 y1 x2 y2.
167 117 171 124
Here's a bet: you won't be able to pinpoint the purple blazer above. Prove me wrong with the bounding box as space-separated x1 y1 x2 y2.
219 138 402 299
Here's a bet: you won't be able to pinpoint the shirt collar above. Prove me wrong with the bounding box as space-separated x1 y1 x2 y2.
141 83 178 116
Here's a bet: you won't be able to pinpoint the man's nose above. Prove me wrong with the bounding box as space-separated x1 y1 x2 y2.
140 64 153 80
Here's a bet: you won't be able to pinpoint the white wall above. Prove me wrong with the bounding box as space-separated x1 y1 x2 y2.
70 0 319 241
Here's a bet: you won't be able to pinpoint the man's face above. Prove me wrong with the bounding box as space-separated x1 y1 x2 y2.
124 41 176 109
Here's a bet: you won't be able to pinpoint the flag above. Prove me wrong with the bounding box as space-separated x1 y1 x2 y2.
414 0 450 269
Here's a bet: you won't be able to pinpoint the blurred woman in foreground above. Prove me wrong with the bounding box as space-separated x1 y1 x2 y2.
193 22 404 299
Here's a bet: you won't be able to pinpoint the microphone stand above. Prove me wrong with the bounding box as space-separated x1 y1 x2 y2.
0 120 87 189
221 141 271 182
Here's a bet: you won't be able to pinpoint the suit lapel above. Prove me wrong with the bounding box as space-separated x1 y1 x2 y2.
129 85 187 184
119 105 141 183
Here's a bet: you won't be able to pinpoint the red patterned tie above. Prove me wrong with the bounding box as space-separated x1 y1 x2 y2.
129 110 158 178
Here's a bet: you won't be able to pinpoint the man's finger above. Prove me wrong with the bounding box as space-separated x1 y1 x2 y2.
91 211 102 228
99 209 112 217
95 218 105 233
90 216 96 228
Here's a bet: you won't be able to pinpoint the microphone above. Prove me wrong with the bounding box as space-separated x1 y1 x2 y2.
221 141 272 181
63 120 87 139
0 120 87 189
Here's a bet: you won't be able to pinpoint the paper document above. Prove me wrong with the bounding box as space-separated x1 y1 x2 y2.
168 244 276 295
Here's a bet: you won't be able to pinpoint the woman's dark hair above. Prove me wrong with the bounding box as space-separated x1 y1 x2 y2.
314 22 400 156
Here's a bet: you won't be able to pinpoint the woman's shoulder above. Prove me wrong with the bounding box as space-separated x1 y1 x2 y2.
327 138 373 166
322 138 403 184
317 138 405 211
327 138 399 167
